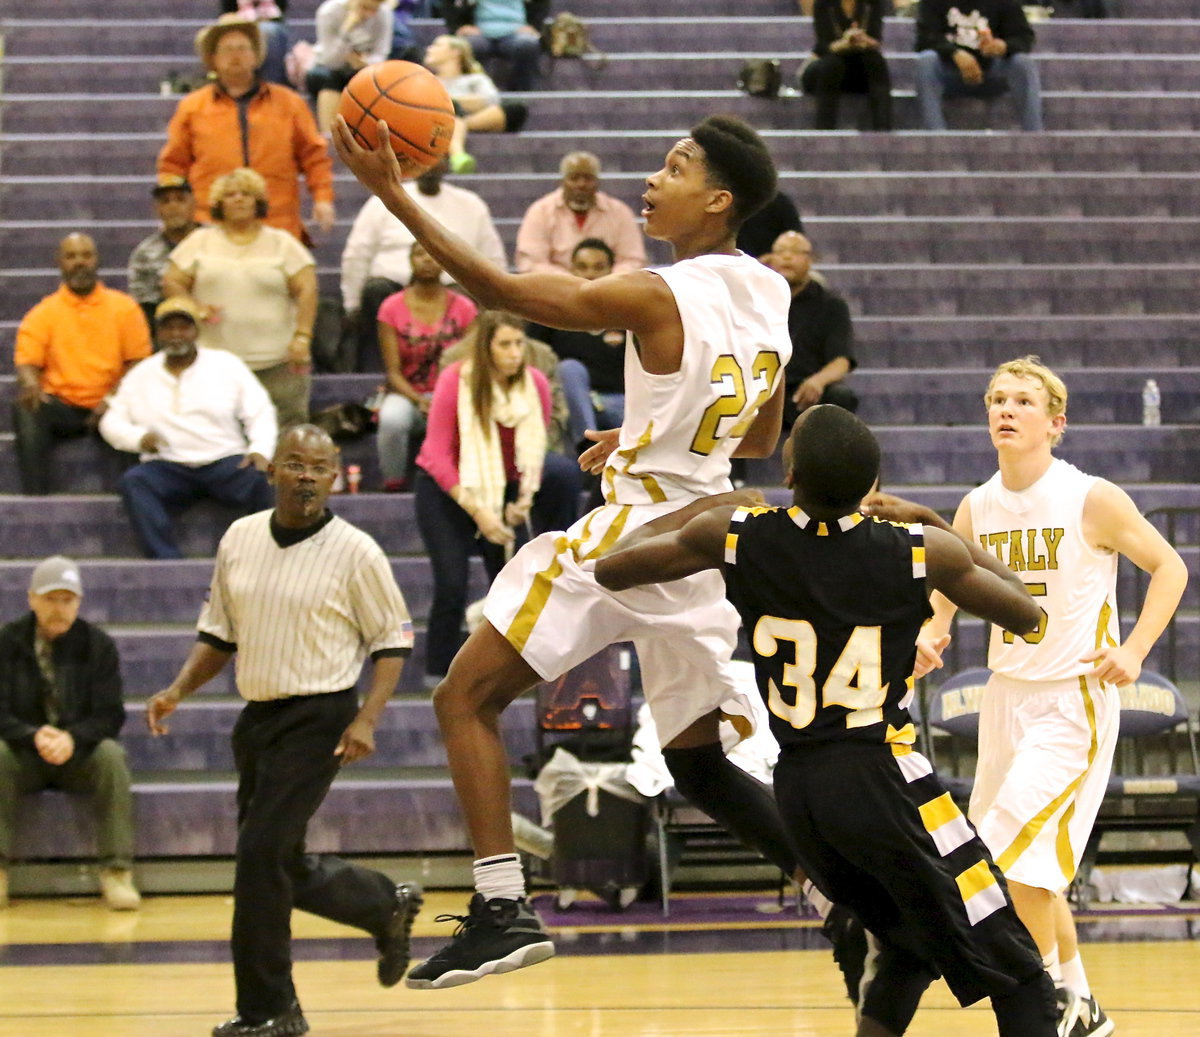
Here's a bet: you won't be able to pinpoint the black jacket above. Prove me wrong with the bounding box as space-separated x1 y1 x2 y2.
915 0 1035 61
443 0 550 35
0 614 125 756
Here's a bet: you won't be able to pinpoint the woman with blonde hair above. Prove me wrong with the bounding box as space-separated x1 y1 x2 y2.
424 33 523 174
413 310 551 684
163 167 317 428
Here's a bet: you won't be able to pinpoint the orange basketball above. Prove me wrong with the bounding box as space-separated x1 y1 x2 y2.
338 60 456 178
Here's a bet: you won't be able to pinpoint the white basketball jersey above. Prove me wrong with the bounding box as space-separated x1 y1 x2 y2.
602 252 792 505
968 458 1120 681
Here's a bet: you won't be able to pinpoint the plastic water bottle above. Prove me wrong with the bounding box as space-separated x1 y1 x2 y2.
1142 379 1161 427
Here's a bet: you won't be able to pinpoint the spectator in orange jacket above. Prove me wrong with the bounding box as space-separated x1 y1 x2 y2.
157 13 335 243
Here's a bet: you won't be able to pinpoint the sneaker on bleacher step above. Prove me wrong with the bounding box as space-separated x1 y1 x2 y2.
99 868 141 911
405 893 554 989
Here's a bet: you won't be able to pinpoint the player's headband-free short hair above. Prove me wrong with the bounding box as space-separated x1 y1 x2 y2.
688 115 777 227
791 405 881 512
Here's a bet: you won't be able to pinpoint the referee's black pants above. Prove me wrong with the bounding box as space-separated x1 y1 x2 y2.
230 689 397 1022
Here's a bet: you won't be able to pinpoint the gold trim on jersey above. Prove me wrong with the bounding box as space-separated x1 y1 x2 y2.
504 535 570 653
956 859 1007 925
921 793 975 857
994 674 1101 881
1095 600 1117 651
786 508 863 535
574 505 633 563
912 545 926 579
724 532 738 566
603 421 667 504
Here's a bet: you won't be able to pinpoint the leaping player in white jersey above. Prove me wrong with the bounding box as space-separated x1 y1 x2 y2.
865 356 1187 1037
335 114 804 988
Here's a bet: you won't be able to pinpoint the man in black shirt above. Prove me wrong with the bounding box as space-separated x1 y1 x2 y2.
770 231 858 428
526 238 626 448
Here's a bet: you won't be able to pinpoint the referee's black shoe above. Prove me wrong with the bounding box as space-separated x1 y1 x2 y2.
377 881 424 987
405 894 555 989
211 1001 308 1037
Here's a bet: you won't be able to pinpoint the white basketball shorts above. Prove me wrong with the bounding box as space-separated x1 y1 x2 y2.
969 671 1120 893
483 500 757 746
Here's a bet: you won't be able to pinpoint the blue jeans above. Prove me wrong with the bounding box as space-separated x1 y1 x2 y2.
466 32 542 91
414 472 515 678
376 394 428 482
915 50 1043 131
558 358 625 446
119 455 273 558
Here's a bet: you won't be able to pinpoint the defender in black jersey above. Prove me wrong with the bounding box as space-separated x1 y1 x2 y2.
596 406 1060 1037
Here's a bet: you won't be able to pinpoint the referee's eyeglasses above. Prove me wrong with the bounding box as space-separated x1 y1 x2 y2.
279 461 336 478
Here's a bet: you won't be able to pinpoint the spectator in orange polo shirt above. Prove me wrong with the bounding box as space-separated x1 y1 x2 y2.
13 234 152 495
157 14 335 244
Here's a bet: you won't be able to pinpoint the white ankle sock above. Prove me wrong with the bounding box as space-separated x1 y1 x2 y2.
474 853 525 902
1042 947 1062 984
1060 953 1091 999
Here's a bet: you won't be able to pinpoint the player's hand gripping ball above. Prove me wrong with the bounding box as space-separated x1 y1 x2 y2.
337 60 456 178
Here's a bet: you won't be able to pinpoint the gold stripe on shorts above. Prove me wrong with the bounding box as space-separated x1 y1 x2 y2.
504 535 569 654
995 673 1101 880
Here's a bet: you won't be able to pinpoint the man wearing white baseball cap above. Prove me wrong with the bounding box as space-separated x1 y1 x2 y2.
0 556 140 910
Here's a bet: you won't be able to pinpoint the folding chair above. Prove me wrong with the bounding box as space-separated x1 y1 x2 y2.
924 667 991 804
1073 670 1200 907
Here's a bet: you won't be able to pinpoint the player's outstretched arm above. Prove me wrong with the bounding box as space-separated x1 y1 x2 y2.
333 116 668 335
595 491 763 591
923 526 1039 638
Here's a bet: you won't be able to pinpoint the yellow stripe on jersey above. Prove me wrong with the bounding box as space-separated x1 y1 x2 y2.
884 721 917 746
1095 600 1117 650
605 421 667 504
504 535 569 653
1055 674 1102 880
955 860 1007 926
920 792 961 831
724 532 739 565
837 513 863 531
912 545 926 579
920 792 975 857
580 505 633 562
995 674 1102 880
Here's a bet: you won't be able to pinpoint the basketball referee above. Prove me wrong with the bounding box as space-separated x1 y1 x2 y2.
147 424 421 1037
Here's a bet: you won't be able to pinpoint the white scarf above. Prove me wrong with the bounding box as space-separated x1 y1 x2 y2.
456 362 546 520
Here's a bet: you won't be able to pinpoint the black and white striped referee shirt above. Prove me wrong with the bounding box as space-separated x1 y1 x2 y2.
197 511 414 701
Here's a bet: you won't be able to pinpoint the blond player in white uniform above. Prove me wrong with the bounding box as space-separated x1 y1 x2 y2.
335 113 801 989
869 356 1187 1037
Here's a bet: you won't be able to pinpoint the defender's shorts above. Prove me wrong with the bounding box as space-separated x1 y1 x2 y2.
483 501 756 746
969 671 1120 893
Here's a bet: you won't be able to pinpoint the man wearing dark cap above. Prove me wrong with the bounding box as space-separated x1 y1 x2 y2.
0 556 139 911
99 297 277 559
127 175 200 329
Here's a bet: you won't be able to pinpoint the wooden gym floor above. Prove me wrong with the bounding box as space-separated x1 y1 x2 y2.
1 889 1197 1036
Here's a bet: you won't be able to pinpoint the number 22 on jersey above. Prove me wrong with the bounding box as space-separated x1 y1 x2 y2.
689 351 781 456
753 616 887 731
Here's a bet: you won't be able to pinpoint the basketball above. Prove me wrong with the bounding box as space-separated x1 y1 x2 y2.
338 60 456 178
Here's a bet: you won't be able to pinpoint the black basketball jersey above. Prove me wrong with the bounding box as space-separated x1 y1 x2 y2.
723 505 932 748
